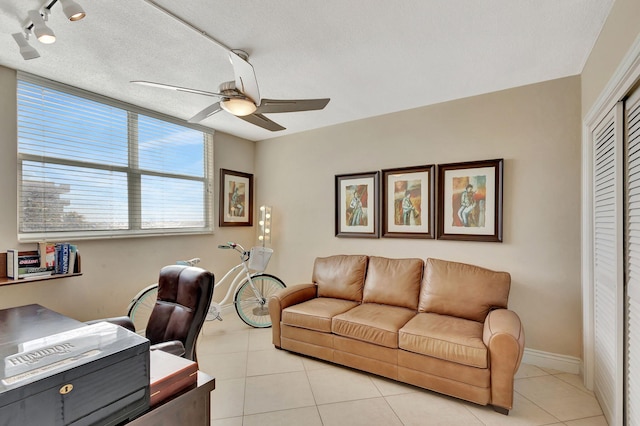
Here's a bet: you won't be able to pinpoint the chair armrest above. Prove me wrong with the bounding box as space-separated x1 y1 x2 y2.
86 316 136 333
268 283 318 348
151 341 186 358
483 308 525 413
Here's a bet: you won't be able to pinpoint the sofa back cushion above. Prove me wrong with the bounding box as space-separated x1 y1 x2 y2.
362 256 424 310
313 255 368 301
418 258 510 322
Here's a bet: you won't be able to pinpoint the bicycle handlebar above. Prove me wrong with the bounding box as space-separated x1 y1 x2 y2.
217 242 246 254
218 241 238 249
176 258 201 266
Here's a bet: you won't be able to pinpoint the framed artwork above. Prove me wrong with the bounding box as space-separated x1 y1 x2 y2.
381 165 435 238
219 168 253 227
437 159 503 242
335 171 379 238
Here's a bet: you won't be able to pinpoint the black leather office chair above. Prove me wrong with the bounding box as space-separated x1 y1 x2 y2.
92 265 214 362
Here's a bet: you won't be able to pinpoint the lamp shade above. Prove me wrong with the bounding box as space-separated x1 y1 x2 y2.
220 98 257 116
28 10 56 44
12 33 40 60
60 0 86 21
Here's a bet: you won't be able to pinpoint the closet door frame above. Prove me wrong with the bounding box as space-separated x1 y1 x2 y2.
582 35 640 426
624 85 640 426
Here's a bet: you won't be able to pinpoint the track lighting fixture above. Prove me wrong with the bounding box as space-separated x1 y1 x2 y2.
59 0 86 21
13 0 87 60
12 32 40 60
28 10 56 44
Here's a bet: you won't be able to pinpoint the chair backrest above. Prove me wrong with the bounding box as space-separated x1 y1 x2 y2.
145 265 214 361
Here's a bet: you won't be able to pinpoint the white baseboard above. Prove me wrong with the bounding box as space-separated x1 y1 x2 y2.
522 348 582 375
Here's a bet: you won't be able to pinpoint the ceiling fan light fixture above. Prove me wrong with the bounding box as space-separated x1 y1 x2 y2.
220 97 257 116
60 0 86 21
28 10 56 44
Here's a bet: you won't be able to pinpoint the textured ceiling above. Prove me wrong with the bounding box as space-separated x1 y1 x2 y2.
0 0 614 141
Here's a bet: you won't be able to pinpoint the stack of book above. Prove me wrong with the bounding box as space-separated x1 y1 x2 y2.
6 242 79 279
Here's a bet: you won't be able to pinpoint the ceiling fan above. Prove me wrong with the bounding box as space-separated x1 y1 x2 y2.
132 50 330 131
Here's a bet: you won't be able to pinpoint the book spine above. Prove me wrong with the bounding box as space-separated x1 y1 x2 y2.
17 255 40 268
6 249 19 279
68 245 77 275
39 242 56 271
55 244 62 274
19 267 50 274
61 243 70 274
18 267 53 278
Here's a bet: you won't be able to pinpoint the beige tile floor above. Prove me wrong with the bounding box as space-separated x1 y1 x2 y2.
196 313 607 426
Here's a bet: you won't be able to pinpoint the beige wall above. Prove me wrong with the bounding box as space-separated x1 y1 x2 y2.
0 66 258 321
3 11 617 357
581 0 640 116
256 76 583 357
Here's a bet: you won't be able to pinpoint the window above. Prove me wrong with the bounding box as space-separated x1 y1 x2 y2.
17 73 213 241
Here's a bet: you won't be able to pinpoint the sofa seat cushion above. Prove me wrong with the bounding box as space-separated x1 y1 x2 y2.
399 312 487 368
282 298 360 333
332 303 416 349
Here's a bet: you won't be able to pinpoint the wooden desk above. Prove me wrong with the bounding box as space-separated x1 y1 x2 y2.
127 371 215 426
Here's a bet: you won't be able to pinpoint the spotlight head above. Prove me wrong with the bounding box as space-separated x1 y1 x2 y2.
28 10 56 44
12 32 40 60
60 0 86 21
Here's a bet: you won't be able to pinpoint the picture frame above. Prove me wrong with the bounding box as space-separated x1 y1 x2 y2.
335 171 380 238
437 159 503 242
219 168 253 227
381 165 435 238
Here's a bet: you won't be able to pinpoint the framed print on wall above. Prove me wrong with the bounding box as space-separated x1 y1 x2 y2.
219 168 253 227
381 165 435 238
335 171 379 238
437 159 503 242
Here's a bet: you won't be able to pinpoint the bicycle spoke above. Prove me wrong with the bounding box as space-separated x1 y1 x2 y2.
128 286 158 335
234 274 285 328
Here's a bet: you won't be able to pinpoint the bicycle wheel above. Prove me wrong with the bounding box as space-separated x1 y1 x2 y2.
234 273 286 328
127 284 158 335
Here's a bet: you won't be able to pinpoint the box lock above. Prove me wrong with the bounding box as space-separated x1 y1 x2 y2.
59 384 74 395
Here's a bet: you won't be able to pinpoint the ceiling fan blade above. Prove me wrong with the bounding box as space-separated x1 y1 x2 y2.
132 80 225 98
238 113 286 132
188 102 223 123
256 98 330 114
229 51 261 105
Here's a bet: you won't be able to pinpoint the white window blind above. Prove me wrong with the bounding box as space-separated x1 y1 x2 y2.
17 74 213 241
592 102 624 425
626 86 640 426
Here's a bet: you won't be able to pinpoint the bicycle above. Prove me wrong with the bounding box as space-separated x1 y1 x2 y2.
126 242 286 332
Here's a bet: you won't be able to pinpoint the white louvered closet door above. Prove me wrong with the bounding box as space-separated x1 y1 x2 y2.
593 102 625 426
626 86 640 426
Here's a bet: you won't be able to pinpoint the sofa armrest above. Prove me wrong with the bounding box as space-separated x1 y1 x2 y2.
482 308 525 413
269 283 318 348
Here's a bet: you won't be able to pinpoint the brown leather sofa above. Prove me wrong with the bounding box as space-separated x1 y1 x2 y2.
269 255 525 415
